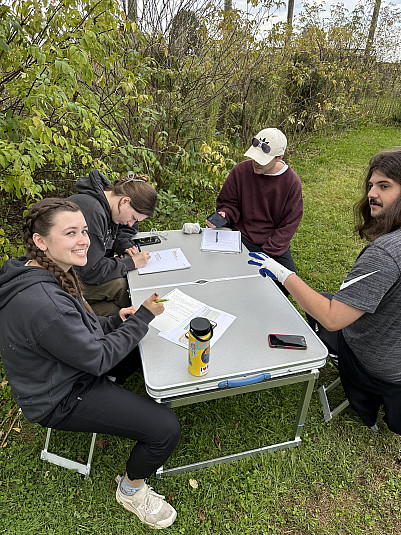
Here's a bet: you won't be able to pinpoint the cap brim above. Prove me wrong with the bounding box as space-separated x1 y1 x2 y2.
244 146 275 166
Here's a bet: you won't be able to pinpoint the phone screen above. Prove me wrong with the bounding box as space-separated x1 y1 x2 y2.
268 334 307 349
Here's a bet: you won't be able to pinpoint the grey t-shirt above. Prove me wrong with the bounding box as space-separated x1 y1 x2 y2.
334 229 401 383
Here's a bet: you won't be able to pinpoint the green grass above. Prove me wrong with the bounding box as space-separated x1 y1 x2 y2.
1 124 401 534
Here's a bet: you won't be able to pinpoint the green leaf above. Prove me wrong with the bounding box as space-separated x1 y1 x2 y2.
0 40 11 52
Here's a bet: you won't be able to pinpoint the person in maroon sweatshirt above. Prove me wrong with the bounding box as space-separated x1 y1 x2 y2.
206 128 303 294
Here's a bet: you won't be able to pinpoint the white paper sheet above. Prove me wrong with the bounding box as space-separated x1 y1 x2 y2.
201 228 241 253
138 248 191 274
149 288 206 333
159 305 236 348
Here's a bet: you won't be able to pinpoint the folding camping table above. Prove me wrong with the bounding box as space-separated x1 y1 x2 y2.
127 230 327 477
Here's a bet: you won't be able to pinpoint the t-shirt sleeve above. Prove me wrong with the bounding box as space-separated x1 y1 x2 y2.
334 244 401 313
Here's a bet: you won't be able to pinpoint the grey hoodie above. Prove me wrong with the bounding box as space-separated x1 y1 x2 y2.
0 258 154 422
68 170 139 285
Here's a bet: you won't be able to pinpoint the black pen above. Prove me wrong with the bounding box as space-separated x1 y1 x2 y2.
216 232 219 243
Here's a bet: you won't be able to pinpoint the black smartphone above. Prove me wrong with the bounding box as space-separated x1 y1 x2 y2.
133 236 161 247
268 334 307 350
207 211 227 228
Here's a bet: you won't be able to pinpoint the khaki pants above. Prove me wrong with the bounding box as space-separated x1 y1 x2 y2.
81 277 131 316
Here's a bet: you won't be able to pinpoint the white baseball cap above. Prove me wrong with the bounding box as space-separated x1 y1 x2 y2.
244 128 287 166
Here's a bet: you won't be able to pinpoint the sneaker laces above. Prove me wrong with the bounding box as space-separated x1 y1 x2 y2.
141 486 166 513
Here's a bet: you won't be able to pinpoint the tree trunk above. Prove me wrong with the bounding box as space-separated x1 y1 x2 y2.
365 0 381 56
127 0 137 22
287 0 295 25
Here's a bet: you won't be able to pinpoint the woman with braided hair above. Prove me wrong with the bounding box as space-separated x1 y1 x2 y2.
68 170 158 316
0 198 180 529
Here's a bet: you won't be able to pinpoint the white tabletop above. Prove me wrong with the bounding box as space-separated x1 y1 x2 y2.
128 230 327 399
128 229 257 291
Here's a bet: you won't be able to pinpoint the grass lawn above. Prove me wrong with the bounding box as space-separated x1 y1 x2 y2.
1 124 401 534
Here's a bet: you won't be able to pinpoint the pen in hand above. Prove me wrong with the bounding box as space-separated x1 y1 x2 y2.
154 298 169 303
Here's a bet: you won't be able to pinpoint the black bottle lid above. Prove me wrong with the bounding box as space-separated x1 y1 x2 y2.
190 317 211 336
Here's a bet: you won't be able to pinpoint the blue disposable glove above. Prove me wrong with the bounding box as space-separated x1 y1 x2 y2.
248 252 294 285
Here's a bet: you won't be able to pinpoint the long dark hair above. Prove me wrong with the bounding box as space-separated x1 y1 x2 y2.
354 148 401 241
109 172 157 217
23 198 91 312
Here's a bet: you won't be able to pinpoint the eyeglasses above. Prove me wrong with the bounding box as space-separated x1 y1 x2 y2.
252 138 271 154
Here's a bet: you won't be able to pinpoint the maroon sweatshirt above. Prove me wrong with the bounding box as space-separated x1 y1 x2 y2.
216 159 303 256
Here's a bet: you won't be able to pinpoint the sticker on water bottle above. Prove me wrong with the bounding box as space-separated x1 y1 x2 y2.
201 346 210 364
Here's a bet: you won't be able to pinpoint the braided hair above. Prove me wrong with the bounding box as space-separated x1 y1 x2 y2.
23 198 92 312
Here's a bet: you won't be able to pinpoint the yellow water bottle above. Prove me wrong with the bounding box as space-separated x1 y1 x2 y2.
188 317 213 376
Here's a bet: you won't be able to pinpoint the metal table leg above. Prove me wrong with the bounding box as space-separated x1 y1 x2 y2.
155 368 320 477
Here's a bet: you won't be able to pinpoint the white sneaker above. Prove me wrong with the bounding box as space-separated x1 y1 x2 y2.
115 475 177 529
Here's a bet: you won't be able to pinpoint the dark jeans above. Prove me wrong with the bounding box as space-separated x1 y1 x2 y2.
42 375 181 479
241 237 297 297
306 294 401 435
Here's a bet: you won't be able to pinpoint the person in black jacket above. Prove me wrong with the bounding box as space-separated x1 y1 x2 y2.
69 170 157 316
0 198 180 529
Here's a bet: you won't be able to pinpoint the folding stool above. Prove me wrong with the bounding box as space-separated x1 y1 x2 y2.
40 428 97 478
318 375 349 422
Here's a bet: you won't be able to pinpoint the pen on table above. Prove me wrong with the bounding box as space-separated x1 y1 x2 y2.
154 298 169 303
215 232 219 243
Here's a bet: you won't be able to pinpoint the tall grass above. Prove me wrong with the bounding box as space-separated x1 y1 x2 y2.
1 124 401 535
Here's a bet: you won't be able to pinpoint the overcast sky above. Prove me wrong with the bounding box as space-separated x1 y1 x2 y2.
234 0 401 26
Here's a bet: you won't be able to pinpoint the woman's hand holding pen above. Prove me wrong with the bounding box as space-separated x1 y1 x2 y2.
123 247 151 268
142 293 165 316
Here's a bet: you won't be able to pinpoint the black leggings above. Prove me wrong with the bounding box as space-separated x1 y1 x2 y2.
306 294 401 435
43 376 181 480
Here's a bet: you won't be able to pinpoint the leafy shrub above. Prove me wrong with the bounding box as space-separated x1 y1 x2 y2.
0 228 25 266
